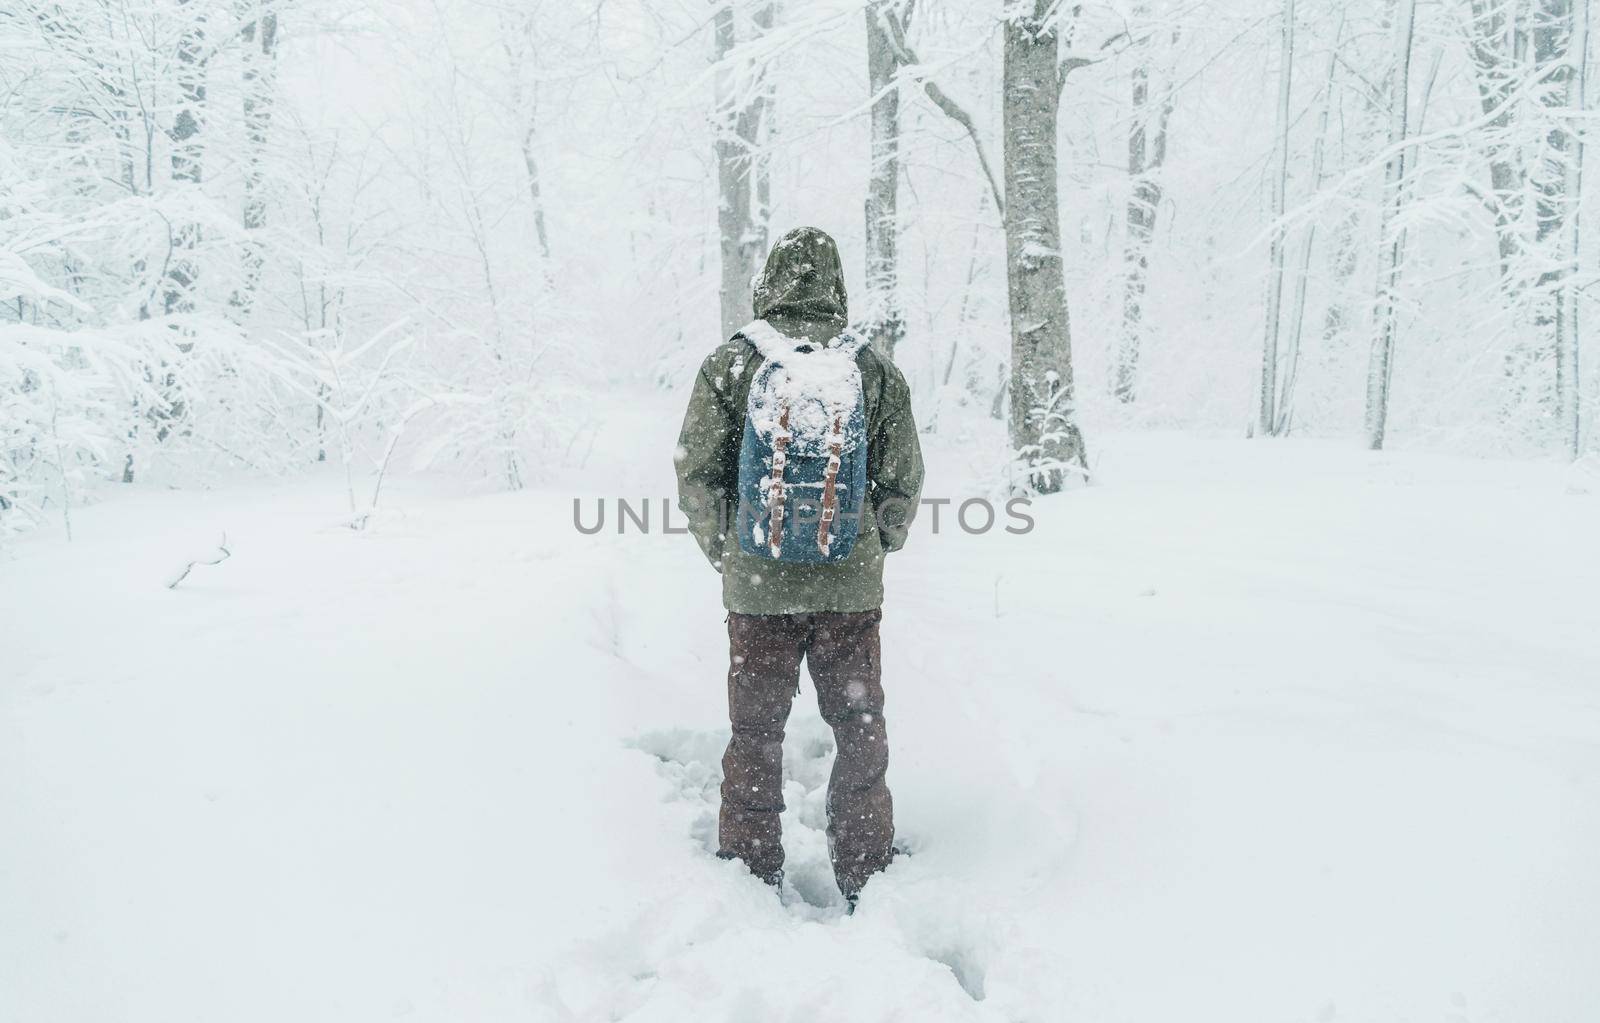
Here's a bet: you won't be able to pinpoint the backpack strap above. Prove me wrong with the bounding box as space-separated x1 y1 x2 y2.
737 320 793 365
817 407 845 556
828 329 869 358
767 405 790 558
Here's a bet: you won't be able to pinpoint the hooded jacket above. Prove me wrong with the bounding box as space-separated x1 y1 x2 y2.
675 227 924 614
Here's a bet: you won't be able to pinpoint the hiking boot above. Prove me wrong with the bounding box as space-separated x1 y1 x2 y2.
717 849 783 890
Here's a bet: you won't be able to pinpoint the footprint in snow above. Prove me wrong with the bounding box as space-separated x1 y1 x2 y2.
628 721 871 916
590 728 1026 1019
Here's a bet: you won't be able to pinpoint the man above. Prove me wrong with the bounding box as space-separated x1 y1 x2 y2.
674 226 924 904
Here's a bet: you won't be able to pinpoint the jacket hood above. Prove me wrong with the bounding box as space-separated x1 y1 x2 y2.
752 227 849 325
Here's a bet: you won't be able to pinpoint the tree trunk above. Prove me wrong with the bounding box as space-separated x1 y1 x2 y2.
713 2 776 341
521 121 552 263
234 1 278 317
1003 1 1087 491
753 3 777 258
1116 26 1173 405
499 11 552 265
164 0 206 320
144 0 209 469
1365 0 1419 451
1464 0 1529 283
1275 9 1343 435
1533 0 1574 258
1533 0 1577 435
1557 0 1586 456
1259 0 1295 436
863 2 905 361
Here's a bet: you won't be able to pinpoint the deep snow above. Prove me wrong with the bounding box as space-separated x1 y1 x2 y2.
4 395 1599 1023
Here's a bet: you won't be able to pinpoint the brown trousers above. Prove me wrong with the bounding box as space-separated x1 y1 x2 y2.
719 609 893 899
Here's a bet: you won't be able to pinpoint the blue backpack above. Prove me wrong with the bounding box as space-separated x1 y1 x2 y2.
734 321 869 564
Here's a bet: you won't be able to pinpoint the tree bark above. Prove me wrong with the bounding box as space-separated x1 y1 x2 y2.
1259 0 1295 435
500 10 553 264
1365 0 1419 451
753 3 777 256
164 0 206 321
863 2 905 361
1557 0 1586 456
233 1 278 317
143 0 210 468
1004 1 1087 491
1533 0 1577 437
1464 0 1529 283
1275 9 1343 435
713 2 776 341
521 120 552 263
1115 25 1173 404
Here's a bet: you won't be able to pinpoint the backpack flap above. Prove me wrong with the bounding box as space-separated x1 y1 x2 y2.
735 322 870 564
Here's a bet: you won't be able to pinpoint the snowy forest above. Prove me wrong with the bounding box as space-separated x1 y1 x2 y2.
2 0 1594 535
8 4 1600 1021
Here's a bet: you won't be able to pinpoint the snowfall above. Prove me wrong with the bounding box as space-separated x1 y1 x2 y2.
4 392 1600 1023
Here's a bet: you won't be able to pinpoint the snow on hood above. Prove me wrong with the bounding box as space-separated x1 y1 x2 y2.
751 226 848 324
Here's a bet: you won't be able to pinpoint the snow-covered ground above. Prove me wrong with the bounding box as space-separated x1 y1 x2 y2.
5 394 1600 1023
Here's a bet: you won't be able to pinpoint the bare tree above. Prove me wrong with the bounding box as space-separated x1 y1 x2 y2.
1448 0 1588 448
1116 19 1174 405
863 0 907 360
1462 0 1529 284
713 1 778 340
1258 0 1296 436
164 0 208 321
1365 0 1419 451
234 0 281 317
1532 0 1580 448
1275 8 1345 434
866 0 1005 365
1557 0 1587 456
502 6 553 264
1003 1 1089 491
139 0 213 477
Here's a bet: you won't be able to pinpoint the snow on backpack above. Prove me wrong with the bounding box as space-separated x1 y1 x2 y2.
734 321 869 564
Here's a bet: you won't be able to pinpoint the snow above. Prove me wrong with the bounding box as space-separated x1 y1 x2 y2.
739 321 866 456
4 393 1600 1022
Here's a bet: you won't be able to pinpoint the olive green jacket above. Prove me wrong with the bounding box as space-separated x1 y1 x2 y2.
674 228 924 614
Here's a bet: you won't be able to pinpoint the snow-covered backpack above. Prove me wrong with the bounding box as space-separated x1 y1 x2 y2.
734 321 869 564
